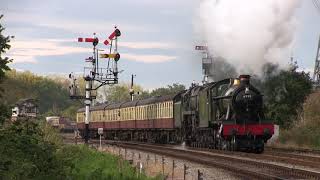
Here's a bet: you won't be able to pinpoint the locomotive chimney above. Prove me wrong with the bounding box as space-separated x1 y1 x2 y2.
239 75 250 85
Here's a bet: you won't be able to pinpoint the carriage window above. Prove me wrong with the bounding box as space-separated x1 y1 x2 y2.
141 107 143 119
138 107 140 120
170 102 173 117
160 103 162 118
158 103 160 118
137 107 139 120
165 103 167 117
162 103 165 118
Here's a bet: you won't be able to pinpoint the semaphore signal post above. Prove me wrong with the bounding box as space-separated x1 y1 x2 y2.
69 27 121 144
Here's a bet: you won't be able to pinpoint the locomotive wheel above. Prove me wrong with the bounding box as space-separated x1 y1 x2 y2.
255 141 264 154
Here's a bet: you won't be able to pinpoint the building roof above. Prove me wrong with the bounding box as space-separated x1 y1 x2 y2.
15 98 38 106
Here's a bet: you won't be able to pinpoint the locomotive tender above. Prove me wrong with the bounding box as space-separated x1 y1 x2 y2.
77 75 274 153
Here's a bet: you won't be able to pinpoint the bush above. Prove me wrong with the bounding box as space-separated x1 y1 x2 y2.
261 63 312 129
0 120 66 179
278 91 320 149
0 120 155 179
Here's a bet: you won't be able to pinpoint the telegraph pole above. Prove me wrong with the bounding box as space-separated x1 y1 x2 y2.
69 27 121 144
312 0 320 87
313 36 320 86
129 74 136 101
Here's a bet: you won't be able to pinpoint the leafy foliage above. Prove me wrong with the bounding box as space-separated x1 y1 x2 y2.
0 70 82 119
99 83 185 104
0 15 12 88
99 83 148 103
149 83 185 97
0 15 12 125
0 120 66 179
279 91 320 149
260 63 313 128
0 120 156 179
0 104 10 125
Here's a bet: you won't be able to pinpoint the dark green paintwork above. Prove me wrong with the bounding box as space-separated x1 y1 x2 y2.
174 102 182 127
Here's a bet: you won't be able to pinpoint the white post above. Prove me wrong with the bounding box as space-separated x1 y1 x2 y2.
98 128 103 150
84 78 91 144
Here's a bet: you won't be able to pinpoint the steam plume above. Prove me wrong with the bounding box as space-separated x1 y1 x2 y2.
197 0 301 73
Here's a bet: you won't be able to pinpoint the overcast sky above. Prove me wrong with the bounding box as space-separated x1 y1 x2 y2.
1 0 320 89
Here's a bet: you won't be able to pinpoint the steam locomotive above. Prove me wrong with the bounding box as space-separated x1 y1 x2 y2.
77 75 274 153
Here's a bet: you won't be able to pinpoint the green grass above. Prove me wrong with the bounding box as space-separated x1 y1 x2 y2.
57 145 157 180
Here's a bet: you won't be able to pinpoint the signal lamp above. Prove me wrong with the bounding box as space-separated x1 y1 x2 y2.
115 29 121 37
114 53 120 61
93 38 99 46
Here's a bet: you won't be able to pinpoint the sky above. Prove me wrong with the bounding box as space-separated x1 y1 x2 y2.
1 0 320 89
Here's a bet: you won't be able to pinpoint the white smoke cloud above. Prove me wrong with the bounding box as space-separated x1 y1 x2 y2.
197 0 301 73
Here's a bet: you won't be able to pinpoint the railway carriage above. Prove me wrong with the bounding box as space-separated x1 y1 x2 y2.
77 75 274 153
77 95 178 143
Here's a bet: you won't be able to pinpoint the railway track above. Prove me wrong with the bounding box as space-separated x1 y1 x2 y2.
192 147 320 170
265 146 320 156
106 141 320 179
61 134 320 179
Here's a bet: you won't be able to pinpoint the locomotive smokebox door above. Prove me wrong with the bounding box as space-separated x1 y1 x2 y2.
98 128 104 136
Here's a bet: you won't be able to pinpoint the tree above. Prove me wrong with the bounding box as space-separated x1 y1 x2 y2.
99 82 186 104
0 15 12 85
261 63 313 128
150 83 185 97
100 83 148 103
0 15 13 124
0 70 82 116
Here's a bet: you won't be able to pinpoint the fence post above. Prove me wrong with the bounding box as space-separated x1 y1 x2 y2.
146 154 150 168
183 164 188 180
172 160 175 180
197 169 203 180
162 156 165 176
